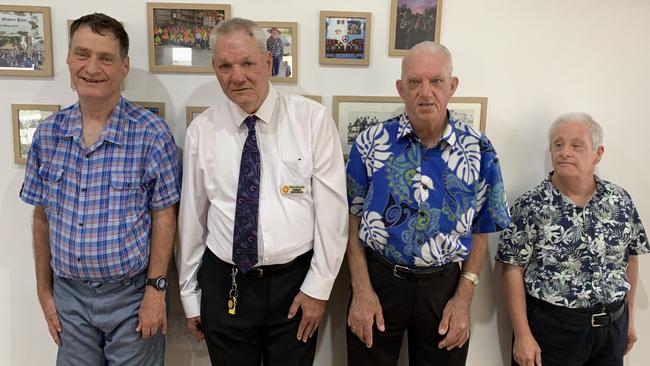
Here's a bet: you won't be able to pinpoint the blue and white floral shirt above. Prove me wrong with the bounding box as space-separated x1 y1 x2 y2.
346 113 511 267
497 175 649 308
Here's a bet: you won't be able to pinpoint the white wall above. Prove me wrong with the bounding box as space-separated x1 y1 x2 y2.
1 0 649 365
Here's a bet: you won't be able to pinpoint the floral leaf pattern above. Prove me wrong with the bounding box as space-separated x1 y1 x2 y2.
356 124 392 176
442 134 481 184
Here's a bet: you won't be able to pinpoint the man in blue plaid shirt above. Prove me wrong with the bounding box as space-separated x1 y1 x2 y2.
20 13 180 365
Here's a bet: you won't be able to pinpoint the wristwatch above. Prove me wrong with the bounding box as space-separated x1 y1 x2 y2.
460 271 480 286
146 276 168 291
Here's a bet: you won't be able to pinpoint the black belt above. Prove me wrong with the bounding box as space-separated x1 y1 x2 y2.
527 295 625 327
207 249 312 278
366 247 458 280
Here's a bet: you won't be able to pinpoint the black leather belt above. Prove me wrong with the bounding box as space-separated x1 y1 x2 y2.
366 247 458 280
245 250 312 277
527 295 625 327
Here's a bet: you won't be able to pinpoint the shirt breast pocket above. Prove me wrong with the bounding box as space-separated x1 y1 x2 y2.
109 173 141 223
280 159 312 198
38 165 63 214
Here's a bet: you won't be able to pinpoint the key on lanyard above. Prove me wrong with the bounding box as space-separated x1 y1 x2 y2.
228 267 239 315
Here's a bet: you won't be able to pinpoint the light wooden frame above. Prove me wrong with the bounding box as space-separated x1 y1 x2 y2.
186 106 208 127
319 11 372 66
448 96 488 133
133 101 166 119
147 2 231 73
0 5 53 76
388 0 443 56
12 104 60 164
257 21 298 83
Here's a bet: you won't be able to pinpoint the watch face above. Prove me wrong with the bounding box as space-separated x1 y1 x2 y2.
156 277 168 290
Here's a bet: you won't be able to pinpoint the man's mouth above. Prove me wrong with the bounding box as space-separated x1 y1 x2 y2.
80 76 106 83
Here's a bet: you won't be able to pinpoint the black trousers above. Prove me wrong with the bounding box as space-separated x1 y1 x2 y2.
513 296 628 366
198 249 316 366
347 250 468 366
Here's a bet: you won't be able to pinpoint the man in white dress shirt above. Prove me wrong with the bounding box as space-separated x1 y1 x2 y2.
176 17 348 365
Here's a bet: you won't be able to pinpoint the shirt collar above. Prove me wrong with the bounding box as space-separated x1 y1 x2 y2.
59 97 126 145
545 172 606 204
232 82 276 127
397 111 458 147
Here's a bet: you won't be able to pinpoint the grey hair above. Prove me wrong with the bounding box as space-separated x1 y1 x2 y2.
401 42 454 78
209 17 267 56
548 112 603 150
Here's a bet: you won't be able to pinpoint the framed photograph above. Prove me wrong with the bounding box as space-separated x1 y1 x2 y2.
303 95 322 103
186 106 207 127
448 96 487 133
133 101 166 119
389 0 443 56
319 11 371 66
258 21 297 83
12 104 59 164
147 2 230 73
332 96 404 155
0 5 53 76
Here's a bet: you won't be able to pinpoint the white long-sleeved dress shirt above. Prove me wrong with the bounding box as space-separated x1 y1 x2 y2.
177 86 348 318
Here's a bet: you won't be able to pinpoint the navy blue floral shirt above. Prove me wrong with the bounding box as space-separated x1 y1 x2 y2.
497 175 649 308
347 113 511 267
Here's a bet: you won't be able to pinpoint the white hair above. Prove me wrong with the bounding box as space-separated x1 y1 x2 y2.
209 17 267 56
401 42 454 78
548 112 603 150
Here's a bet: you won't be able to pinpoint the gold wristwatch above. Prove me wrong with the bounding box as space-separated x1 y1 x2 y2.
460 271 480 286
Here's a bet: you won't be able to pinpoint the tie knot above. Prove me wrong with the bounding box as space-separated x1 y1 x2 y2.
244 115 257 130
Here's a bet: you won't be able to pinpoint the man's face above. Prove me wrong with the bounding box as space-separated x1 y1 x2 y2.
212 31 271 114
396 50 458 126
67 26 128 102
270 30 279 39
550 121 604 181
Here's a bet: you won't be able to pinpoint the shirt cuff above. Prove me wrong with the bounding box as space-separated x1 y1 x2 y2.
299 271 336 301
180 292 202 319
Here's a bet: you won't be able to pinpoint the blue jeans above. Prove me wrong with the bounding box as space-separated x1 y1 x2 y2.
272 54 282 76
53 272 164 366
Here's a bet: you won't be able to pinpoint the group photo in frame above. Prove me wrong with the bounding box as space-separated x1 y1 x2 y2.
257 21 297 83
186 105 207 127
133 101 166 119
0 5 53 76
319 11 372 66
389 0 443 56
11 103 59 164
147 2 230 73
333 95 488 155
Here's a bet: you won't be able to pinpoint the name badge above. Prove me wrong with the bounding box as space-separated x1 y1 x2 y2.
281 185 305 194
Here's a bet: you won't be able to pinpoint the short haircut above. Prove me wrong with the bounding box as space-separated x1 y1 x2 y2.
69 13 129 60
549 112 604 151
209 17 267 56
401 41 454 78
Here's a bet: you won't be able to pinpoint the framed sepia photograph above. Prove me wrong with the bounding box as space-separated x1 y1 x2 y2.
0 5 53 76
303 95 322 104
133 101 166 119
448 96 487 133
186 106 207 127
147 2 230 73
332 96 404 156
12 104 59 164
258 21 297 83
319 11 371 66
389 0 443 56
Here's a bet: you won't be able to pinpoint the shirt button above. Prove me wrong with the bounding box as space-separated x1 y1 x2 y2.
77 257 81 262
78 222 84 227
416 239 423 244
81 188 87 192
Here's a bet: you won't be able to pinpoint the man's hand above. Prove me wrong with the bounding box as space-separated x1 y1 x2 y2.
625 321 637 355
437 294 471 350
347 289 385 348
287 291 326 342
39 293 62 346
513 334 542 366
136 288 166 338
186 316 204 340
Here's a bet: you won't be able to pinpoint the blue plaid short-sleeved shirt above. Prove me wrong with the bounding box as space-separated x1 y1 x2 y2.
346 113 511 267
21 97 181 282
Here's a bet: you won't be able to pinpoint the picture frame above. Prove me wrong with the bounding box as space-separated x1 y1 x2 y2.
186 106 207 127
147 2 231 73
133 101 166 119
302 95 322 103
319 11 372 66
0 5 53 76
257 21 297 83
389 0 443 56
12 104 60 164
332 95 487 155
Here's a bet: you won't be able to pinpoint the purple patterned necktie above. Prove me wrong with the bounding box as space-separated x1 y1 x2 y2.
232 115 260 273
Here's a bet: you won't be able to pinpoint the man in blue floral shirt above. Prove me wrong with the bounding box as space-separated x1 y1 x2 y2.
345 42 511 365
498 112 649 366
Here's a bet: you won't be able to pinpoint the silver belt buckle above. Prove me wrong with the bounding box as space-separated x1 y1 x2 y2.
591 312 608 327
393 265 410 279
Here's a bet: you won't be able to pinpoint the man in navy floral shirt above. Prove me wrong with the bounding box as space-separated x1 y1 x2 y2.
498 112 649 366
345 42 511 365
